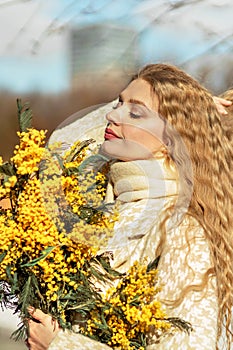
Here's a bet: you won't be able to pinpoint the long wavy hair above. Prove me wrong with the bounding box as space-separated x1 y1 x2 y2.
134 64 233 349
219 89 233 147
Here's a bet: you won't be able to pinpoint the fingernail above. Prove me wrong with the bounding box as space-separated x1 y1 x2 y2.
28 306 35 313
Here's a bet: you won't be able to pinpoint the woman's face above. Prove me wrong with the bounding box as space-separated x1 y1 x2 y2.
100 78 165 161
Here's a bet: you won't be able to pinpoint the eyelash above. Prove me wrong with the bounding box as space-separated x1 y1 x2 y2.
129 112 141 119
112 101 141 119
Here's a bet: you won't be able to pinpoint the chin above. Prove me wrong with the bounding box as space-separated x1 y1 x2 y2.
100 142 128 161
99 142 117 160
100 140 153 162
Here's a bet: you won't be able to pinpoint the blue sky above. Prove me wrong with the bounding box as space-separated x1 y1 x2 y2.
0 0 232 93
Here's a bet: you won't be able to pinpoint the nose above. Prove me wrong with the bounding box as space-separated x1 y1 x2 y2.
106 108 122 125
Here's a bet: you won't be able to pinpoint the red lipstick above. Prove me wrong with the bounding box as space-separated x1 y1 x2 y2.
104 128 120 140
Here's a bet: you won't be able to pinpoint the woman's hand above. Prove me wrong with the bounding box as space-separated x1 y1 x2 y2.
213 96 232 115
27 308 61 350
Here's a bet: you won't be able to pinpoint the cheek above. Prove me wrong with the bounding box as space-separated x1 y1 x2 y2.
124 124 164 153
100 139 126 159
151 118 165 142
123 124 159 144
122 125 146 140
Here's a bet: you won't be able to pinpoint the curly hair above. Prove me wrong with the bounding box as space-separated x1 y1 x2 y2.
134 64 233 349
219 89 233 147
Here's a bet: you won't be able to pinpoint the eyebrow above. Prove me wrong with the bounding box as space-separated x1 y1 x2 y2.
119 94 147 108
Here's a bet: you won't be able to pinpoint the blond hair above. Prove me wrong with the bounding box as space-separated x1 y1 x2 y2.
219 89 233 146
135 64 233 349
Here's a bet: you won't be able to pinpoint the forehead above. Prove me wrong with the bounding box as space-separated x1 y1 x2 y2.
121 78 159 111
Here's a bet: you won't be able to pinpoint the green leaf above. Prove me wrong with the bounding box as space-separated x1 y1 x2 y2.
21 246 55 267
20 275 33 313
65 139 95 163
166 317 193 334
6 265 13 284
97 256 123 278
11 271 18 294
100 309 109 328
10 322 27 342
89 266 107 283
17 99 33 133
78 154 109 172
146 255 160 272
63 166 81 176
53 152 65 171
0 251 7 264
0 162 15 176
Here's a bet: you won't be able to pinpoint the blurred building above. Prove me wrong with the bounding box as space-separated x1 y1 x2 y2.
69 23 138 93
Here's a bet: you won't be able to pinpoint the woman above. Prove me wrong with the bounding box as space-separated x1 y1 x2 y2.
27 64 233 350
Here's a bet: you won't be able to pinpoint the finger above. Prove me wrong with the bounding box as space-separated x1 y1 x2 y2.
213 96 232 108
50 318 60 331
27 306 35 316
216 97 232 106
218 106 228 115
213 98 228 115
24 338 30 349
28 308 49 323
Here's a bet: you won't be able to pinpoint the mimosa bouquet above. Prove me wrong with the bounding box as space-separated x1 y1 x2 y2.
0 101 192 349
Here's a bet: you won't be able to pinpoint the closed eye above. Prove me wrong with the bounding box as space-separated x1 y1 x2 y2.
129 112 141 119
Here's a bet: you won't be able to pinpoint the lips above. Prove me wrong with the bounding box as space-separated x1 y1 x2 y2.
104 128 120 140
